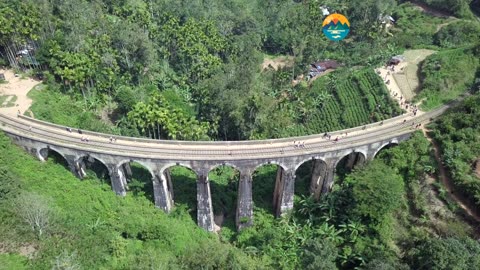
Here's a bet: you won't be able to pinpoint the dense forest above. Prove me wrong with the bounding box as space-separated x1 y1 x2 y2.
1 0 478 140
1 0 480 269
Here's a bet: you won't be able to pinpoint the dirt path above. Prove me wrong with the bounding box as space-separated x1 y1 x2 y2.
376 49 436 109
423 128 480 223
0 69 40 116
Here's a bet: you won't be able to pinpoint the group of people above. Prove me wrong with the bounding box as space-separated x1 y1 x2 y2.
322 132 346 144
65 126 117 143
293 141 306 148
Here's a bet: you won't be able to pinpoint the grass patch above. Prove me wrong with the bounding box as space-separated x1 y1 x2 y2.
393 2 451 49
28 86 116 133
0 95 17 108
0 254 28 270
0 132 259 269
415 46 479 110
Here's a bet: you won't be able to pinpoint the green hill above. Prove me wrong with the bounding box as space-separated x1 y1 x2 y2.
0 132 260 269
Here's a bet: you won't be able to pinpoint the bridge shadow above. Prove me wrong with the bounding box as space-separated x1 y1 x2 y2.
125 162 154 204
81 157 111 187
335 152 366 182
168 166 198 222
41 148 70 171
208 165 239 235
252 165 278 216
295 160 314 202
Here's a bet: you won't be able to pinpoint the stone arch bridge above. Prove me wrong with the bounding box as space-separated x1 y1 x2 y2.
0 106 448 231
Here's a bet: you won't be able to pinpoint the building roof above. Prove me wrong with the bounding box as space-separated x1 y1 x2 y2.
311 60 340 70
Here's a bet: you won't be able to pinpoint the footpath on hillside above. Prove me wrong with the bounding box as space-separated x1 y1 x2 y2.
423 128 480 225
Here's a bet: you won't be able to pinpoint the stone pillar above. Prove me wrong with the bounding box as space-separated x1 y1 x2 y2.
274 168 295 217
153 172 173 212
236 170 253 230
66 157 82 178
320 163 336 194
109 166 127 196
346 152 356 170
273 166 284 214
122 162 133 180
310 159 328 200
356 153 366 167
197 174 215 232
73 158 87 178
164 168 174 201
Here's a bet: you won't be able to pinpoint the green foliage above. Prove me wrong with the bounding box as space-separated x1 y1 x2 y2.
0 132 260 269
126 93 214 140
301 238 338 270
0 163 21 202
0 0 40 43
417 47 480 110
392 3 448 49
28 86 116 133
429 93 480 205
0 253 28 270
409 237 480 269
346 161 405 225
303 69 402 135
414 0 475 18
434 21 480 48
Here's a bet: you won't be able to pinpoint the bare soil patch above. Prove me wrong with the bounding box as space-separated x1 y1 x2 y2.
262 56 294 71
0 69 40 116
0 242 37 259
377 49 435 106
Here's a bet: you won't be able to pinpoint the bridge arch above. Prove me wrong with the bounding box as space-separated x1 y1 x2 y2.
294 156 327 172
117 159 155 178
159 162 196 175
161 164 199 220
117 159 156 203
334 150 367 183
373 140 399 158
75 154 111 182
295 157 329 198
253 161 288 173
208 164 240 229
334 150 367 170
38 146 68 163
208 162 241 174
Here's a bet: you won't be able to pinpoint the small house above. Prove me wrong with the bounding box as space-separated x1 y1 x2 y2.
308 60 340 79
387 55 405 66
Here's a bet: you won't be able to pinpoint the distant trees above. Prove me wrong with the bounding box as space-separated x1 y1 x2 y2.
430 93 480 206
415 0 475 18
0 0 41 69
346 161 405 224
301 238 338 270
408 237 480 269
126 94 213 140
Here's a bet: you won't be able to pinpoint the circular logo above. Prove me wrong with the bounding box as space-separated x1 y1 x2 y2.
322 13 350 41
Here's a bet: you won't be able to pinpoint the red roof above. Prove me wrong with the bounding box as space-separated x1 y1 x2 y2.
311 60 340 70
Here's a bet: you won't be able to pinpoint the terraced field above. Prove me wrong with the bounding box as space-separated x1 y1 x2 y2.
304 69 403 134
